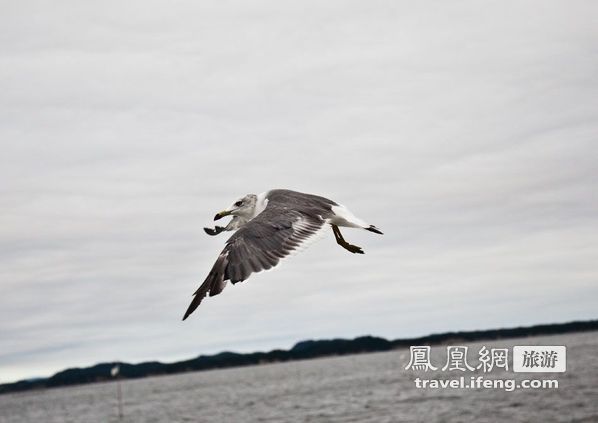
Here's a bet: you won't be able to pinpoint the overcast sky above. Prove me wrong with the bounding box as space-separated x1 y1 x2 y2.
1 1 597 383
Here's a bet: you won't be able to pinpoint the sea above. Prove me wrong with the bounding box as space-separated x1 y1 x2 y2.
1 332 596 423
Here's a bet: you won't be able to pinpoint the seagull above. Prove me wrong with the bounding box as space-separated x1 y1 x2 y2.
183 189 382 320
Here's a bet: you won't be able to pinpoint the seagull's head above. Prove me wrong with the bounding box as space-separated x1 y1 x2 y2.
214 194 257 221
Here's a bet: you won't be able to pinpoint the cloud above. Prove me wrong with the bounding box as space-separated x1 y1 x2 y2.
0 1 597 382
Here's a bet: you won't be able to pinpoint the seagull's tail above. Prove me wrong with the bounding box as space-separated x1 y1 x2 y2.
330 205 383 234
182 252 228 321
365 225 383 235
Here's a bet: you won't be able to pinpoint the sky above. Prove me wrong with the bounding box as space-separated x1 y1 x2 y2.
1 1 597 383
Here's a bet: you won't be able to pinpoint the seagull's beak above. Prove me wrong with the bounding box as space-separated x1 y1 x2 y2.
214 210 232 221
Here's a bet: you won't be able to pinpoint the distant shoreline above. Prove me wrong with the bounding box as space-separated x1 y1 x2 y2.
2 319 596 395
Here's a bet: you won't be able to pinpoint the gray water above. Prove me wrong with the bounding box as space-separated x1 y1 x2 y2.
1 332 596 423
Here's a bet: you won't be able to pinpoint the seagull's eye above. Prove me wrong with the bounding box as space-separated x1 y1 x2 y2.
234 201 243 207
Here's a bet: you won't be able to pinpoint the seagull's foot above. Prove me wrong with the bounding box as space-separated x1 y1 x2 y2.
331 224 365 254
341 241 364 254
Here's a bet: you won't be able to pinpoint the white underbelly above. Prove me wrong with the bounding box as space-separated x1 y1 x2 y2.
329 204 367 228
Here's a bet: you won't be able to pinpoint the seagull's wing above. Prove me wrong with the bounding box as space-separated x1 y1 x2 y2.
183 203 328 320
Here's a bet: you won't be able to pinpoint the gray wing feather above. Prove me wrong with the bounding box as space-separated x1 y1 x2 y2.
183 197 331 320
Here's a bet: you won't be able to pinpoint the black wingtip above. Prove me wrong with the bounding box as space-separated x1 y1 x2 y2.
366 225 383 235
182 300 197 321
182 292 201 321
204 227 220 236
182 253 229 321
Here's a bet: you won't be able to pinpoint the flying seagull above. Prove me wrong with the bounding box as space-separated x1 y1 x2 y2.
183 189 382 320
